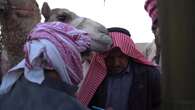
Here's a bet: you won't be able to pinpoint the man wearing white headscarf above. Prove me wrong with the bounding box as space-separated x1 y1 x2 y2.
0 22 91 110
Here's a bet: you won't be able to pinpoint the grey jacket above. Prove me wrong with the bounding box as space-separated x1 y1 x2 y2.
0 75 87 110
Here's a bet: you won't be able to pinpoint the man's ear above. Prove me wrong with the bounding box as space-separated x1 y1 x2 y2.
41 2 51 21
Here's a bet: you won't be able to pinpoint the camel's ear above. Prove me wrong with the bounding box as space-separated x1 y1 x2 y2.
41 2 51 21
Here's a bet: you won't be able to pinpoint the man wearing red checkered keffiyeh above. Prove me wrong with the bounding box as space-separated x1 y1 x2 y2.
77 27 160 110
144 0 161 64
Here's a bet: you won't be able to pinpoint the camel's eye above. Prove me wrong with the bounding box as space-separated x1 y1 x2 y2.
57 14 67 22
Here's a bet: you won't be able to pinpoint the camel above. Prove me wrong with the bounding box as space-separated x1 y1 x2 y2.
0 0 41 77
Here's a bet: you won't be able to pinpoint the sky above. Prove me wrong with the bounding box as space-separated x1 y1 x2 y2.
37 0 154 43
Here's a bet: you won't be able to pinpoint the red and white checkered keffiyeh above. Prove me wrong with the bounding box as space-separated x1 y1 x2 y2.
77 32 154 106
25 22 91 85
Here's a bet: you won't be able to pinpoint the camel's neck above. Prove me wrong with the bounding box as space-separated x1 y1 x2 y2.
1 25 27 65
0 13 40 66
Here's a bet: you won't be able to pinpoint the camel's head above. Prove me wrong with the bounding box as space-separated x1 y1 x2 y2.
0 0 41 30
41 2 112 52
